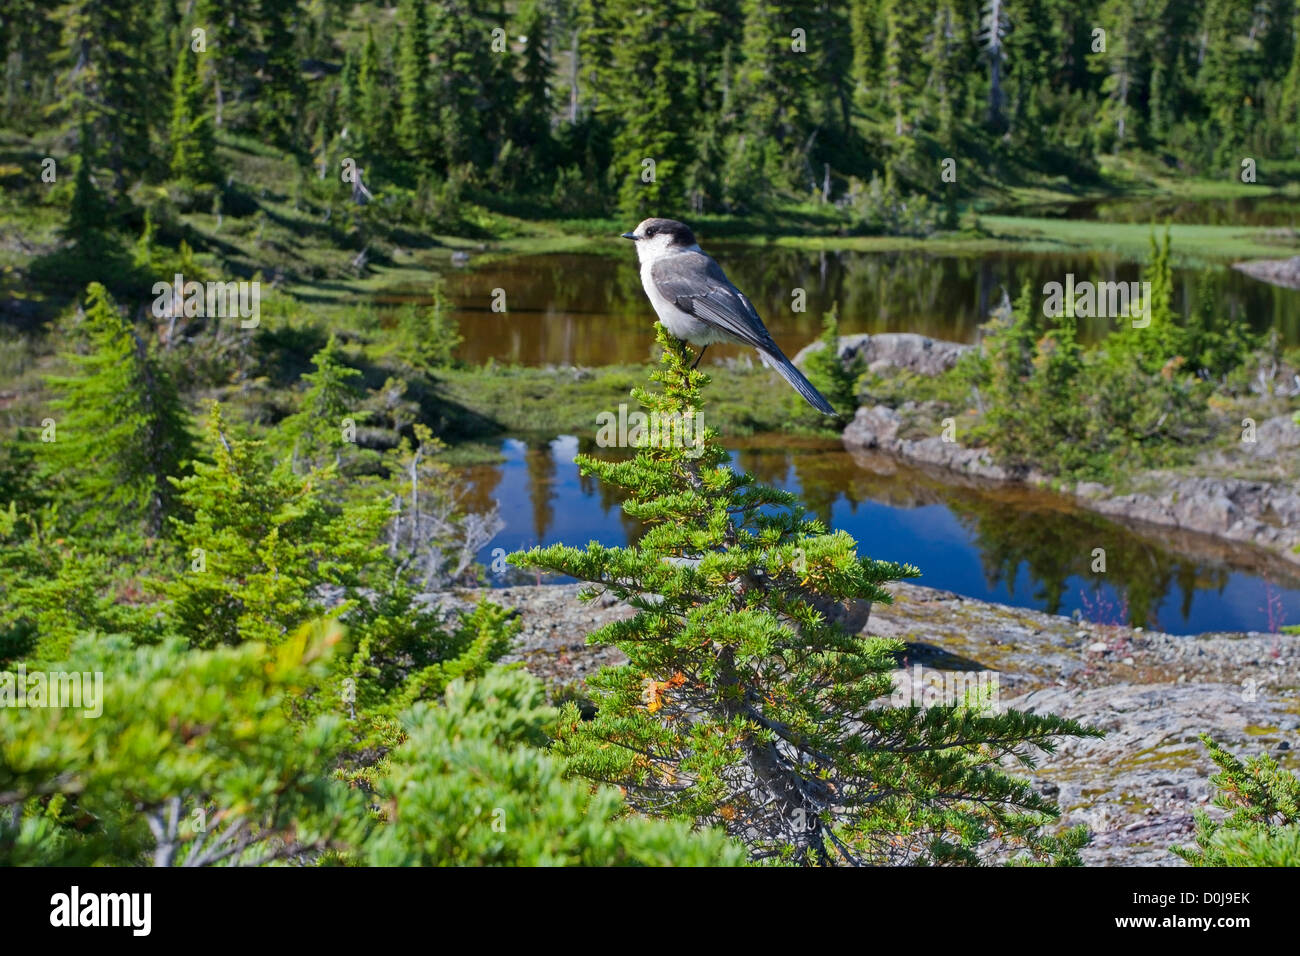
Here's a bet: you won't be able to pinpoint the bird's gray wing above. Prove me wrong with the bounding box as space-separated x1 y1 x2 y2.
650 252 776 351
652 251 836 413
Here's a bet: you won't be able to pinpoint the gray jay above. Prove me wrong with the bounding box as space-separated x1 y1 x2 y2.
621 217 835 414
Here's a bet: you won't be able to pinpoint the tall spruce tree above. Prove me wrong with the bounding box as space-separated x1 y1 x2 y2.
253 0 304 150
1198 0 1252 167
429 0 515 172
977 0 1009 131
510 0 554 184
848 0 889 119
398 0 434 161
65 0 156 190
1280 6 1300 151
732 0 817 199
356 25 392 156
194 0 246 130
512 327 1097 865
63 119 111 251
606 0 692 216
42 284 193 538
1094 0 1142 148
0 0 62 130
169 46 219 183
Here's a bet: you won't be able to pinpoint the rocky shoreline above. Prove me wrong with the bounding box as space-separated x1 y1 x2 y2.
805 332 1300 569
432 581 1299 867
842 403 1300 568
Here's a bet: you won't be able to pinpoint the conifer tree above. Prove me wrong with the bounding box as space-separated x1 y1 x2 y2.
1280 7 1300 152
43 284 193 538
1173 734 1300 866
194 0 245 129
398 0 434 161
924 0 964 140
848 0 882 115
339 49 362 143
169 47 219 184
976 0 1009 131
0 503 151 662
980 282 1041 465
1 0 62 130
63 120 111 252
510 0 554 184
391 279 463 370
165 403 386 648
253 0 304 150
1198 0 1252 166
796 0 852 141
1004 0 1053 136
512 327 1096 865
356 25 391 156
0 631 744 867
1179 269 1258 381
279 334 367 473
1094 0 1141 148
1107 228 1180 374
429 0 514 172
731 0 815 199
608 0 689 217
574 0 614 115
366 668 748 866
65 0 156 190
0 629 367 867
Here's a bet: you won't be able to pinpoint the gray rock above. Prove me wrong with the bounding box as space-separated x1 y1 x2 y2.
1233 255 1300 291
794 333 972 377
1081 470 1300 567
842 405 1013 481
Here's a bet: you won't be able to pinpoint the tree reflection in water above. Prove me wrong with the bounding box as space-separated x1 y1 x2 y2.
473 436 1299 634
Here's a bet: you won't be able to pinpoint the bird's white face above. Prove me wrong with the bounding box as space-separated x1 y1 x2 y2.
623 219 700 264
628 220 679 263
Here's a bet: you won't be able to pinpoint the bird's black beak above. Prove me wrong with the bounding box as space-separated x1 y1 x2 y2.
620 232 637 240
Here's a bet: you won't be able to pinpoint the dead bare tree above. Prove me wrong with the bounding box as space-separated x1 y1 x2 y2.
388 425 504 590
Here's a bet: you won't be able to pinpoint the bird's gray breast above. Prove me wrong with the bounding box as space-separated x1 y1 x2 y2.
640 256 731 344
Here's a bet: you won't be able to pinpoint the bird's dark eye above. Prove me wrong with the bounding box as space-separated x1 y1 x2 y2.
645 225 657 238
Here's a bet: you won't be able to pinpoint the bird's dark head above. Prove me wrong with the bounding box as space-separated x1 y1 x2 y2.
621 218 698 253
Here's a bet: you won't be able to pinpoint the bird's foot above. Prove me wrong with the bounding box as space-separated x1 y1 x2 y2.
690 345 709 370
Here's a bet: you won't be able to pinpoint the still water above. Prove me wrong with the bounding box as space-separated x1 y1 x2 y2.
380 245 1300 367
463 435 1300 637
411 232 1299 634
996 193 1300 227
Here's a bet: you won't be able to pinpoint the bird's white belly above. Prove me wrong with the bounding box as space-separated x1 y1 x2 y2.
639 263 732 345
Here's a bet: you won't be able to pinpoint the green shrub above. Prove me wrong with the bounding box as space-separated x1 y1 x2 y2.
364 667 747 866
0 627 364 866
1172 734 1300 867
967 234 1225 482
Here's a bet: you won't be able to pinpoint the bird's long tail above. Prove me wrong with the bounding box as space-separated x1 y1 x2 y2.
758 348 836 414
